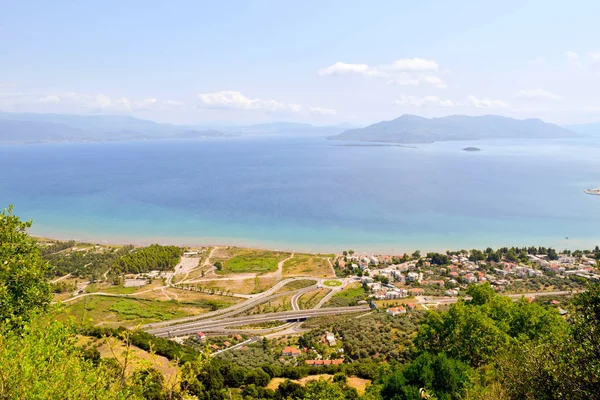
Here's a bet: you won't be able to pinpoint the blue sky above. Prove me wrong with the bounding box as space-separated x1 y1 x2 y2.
1 0 599 125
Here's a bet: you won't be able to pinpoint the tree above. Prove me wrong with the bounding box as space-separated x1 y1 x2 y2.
0 317 140 399
0 205 51 326
412 250 421 260
214 261 223 271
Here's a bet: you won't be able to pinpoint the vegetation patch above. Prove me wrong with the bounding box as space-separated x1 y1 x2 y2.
323 280 342 287
228 321 287 330
282 253 335 278
113 244 182 274
324 283 366 307
62 296 204 327
219 248 291 274
298 288 330 309
276 279 316 293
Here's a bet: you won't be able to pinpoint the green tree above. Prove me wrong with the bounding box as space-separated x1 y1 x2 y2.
0 205 51 325
0 317 140 399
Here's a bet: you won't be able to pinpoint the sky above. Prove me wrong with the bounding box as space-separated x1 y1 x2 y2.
1 0 600 126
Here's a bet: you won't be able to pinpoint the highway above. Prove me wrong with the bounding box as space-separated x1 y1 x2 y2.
141 277 320 330
148 306 370 338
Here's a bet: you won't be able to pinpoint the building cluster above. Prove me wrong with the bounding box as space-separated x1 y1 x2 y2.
343 250 599 298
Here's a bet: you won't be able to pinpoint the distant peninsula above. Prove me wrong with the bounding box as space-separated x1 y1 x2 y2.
0 113 234 144
328 114 582 144
462 147 481 152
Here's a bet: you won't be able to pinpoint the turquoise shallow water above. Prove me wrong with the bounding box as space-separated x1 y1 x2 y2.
1 136 599 253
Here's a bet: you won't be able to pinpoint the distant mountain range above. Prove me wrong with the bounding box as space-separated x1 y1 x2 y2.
1 111 598 145
328 115 583 144
0 112 233 144
0 112 350 144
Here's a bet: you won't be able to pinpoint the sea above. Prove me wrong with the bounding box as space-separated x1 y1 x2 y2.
1 136 599 253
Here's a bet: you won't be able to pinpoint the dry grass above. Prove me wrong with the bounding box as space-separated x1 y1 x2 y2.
267 374 370 395
62 296 207 328
298 288 330 309
133 287 241 306
282 254 335 278
78 335 178 382
245 295 293 314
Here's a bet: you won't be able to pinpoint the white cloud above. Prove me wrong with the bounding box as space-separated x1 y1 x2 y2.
589 52 600 62
309 106 337 116
163 100 185 107
393 95 454 108
388 58 439 72
565 51 581 67
36 95 61 103
317 62 380 77
583 105 600 112
528 57 545 66
2 91 185 115
565 51 579 60
318 58 446 88
196 90 301 114
386 75 446 88
468 95 508 109
514 88 561 101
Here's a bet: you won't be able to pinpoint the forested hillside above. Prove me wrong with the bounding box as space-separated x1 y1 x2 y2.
112 244 183 274
41 241 183 279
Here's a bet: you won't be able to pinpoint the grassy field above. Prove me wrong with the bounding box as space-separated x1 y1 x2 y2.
62 296 206 327
228 321 287 330
244 295 294 315
324 283 367 307
198 276 281 295
267 375 370 395
298 288 330 309
133 287 241 308
275 279 316 293
323 280 342 287
219 248 291 275
282 254 335 278
78 336 177 381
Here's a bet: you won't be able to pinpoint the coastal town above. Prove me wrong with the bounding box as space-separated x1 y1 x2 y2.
337 247 599 306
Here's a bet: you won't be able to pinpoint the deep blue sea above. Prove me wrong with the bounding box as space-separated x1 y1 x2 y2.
1 136 599 253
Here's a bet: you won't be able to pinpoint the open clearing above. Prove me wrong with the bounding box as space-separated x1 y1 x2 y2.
282 254 335 278
199 276 281 295
267 374 370 395
78 335 178 381
218 248 291 275
275 279 316 293
61 296 207 327
298 288 330 309
133 287 241 307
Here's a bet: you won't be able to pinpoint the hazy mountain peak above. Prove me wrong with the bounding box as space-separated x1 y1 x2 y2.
329 114 582 144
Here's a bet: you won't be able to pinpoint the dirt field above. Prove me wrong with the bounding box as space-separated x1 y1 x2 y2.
78 336 178 382
267 374 370 394
282 254 335 278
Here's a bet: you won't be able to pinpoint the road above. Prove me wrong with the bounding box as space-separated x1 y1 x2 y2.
148 306 371 338
140 277 320 330
210 337 260 356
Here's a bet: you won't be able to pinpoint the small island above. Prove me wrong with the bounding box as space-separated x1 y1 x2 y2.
462 147 481 152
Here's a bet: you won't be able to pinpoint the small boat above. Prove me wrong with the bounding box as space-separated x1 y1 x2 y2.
584 188 600 196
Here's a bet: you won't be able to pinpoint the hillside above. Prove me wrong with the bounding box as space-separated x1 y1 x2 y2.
328 114 581 144
0 112 232 144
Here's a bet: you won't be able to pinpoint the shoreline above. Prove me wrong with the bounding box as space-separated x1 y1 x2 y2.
31 228 600 255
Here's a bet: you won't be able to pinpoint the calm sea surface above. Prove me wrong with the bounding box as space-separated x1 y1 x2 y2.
1 136 599 252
